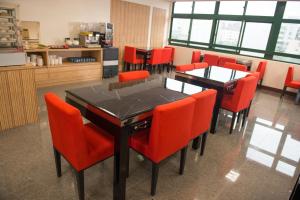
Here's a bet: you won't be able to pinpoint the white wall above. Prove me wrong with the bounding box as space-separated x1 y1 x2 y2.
171 46 300 91
2 0 111 45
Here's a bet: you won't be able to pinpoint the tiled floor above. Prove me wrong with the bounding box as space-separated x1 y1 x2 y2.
1 76 300 200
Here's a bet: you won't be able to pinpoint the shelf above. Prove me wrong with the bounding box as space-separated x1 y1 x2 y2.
0 15 14 19
48 61 101 68
25 48 48 53
48 47 101 52
0 40 16 43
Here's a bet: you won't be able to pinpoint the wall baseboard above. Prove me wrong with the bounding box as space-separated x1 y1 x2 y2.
260 85 296 97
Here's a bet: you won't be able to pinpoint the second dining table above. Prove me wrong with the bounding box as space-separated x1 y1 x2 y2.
175 65 250 134
65 76 204 200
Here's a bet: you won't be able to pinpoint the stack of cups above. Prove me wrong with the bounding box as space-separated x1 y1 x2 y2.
49 55 63 66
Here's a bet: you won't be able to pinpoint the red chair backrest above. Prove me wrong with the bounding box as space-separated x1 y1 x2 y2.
256 61 267 80
162 48 173 64
149 48 164 65
230 76 258 112
148 97 195 163
285 66 295 85
218 56 236 67
194 62 208 69
124 46 137 63
203 54 219 66
224 62 247 71
164 46 175 62
119 70 150 82
44 93 87 169
191 51 201 64
176 64 195 72
191 89 217 139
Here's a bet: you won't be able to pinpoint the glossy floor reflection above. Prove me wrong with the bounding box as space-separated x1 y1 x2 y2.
0 76 300 200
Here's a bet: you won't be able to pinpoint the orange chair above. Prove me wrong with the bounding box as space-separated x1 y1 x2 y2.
203 54 219 66
221 76 258 133
176 64 195 72
218 56 237 67
129 97 195 195
164 46 175 65
256 61 267 86
162 48 173 72
224 62 247 71
190 89 217 155
147 48 164 73
191 51 201 64
118 70 150 82
124 46 144 71
194 62 209 69
44 93 114 200
281 66 300 98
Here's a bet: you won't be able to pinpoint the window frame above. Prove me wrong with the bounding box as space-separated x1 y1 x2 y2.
168 1 300 65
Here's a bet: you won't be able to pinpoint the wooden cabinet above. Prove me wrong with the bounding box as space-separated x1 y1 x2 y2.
0 67 38 131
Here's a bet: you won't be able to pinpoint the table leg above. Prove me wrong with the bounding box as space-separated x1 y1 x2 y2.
210 91 223 134
296 89 300 105
144 53 147 70
113 127 129 200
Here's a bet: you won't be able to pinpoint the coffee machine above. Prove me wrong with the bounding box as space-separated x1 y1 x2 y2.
79 32 101 48
99 23 113 48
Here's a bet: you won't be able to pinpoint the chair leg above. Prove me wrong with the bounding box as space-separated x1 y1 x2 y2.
259 79 263 87
192 136 201 150
281 86 287 98
246 100 252 117
126 147 130 178
237 112 241 124
230 112 237 134
75 170 84 200
53 148 62 177
242 109 247 127
200 132 208 156
151 162 159 196
179 146 187 175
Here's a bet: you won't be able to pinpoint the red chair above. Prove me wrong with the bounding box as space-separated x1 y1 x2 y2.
118 70 150 82
176 64 195 72
281 66 300 98
162 48 173 72
221 76 258 133
164 46 175 66
147 48 164 73
129 97 195 195
191 51 201 64
124 46 144 71
218 56 237 67
190 89 217 155
44 93 114 200
194 62 208 69
224 62 247 71
203 54 219 66
256 61 267 86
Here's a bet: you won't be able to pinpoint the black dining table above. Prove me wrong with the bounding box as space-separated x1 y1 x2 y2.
175 66 250 134
65 77 204 200
136 47 152 70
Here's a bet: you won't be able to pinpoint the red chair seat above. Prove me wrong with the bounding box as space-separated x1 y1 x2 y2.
84 123 114 169
136 58 144 64
130 129 150 157
194 62 208 69
221 93 234 112
286 81 300 89
119 70 150 82
176 64 194 72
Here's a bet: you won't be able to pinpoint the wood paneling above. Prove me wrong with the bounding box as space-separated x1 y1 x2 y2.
0 68 38 131
150 7 167 48
111 0 150 70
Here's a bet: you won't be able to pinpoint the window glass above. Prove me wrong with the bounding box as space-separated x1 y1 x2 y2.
242 22 272 50
215 20 242 46
190 19 213 43
273 56 300 64
171 18 191 40
194 1 216 14
275 23 300 55
173 1 193 14
219 1 245 15
283 1 300 19
240 51 264 58
246 1 277 16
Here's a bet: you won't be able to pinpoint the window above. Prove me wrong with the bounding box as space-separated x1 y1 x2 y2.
246 1 277 16
190 19 213 43
169 1 300 64
219 1 245 15
173 1 193 14
241 22 272 50
275 23 300 55
215 20 242 46
171 18 190 40
194 1 215 14
283 1 300 20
